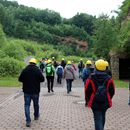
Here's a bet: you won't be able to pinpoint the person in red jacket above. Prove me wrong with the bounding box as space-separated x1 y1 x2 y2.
84 59 115 130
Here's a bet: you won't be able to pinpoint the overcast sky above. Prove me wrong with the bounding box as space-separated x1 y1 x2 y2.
13 0 124 18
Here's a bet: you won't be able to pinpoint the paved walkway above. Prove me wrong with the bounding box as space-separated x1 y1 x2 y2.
0 79 130 130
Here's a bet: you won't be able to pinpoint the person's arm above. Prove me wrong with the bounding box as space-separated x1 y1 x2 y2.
18 70 24 82
84 79 93 104
108 79 115 99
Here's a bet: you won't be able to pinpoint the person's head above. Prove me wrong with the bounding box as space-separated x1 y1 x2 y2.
67 61 72 65
52 57 55 61
95 59 106 71
47 59 52 64
29 58 37 65
62 58 64 61
86 60 92 67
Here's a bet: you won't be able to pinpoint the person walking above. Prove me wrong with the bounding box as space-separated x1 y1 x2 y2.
18 58 45 127
56 64 64 84
64 61 75 93
82 60 94 85
84 59 115 130
45 59 55 93
39 58 46 73
78 59 85 78
61 58 66 69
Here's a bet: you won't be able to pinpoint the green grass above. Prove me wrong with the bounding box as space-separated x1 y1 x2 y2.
0 77 21 87
0 76 129 88
114 80 129 88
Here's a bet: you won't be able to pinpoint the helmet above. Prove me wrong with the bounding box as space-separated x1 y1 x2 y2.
62 58 64 60
104 61 109 67
86 60 92 65
52 57 55 59
47 59 52 64
95 59 106 71
80 58 83 61
67 61 72 65
29 58 37 64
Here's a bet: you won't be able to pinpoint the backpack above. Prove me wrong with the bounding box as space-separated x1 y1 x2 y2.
46 65 53 75
57 67 63 75
94 79 109 103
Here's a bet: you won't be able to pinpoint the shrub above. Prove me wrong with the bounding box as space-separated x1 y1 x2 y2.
0 50 7 58
0 57 25 76
3 42 27 60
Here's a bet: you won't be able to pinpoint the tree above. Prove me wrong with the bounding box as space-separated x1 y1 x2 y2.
0 24 6 48
93 15 117 60
71 13 95 35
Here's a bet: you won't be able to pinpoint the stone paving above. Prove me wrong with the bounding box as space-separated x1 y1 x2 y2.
0 79 130 130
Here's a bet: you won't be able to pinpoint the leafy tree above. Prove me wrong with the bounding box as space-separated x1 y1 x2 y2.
93 15 118 60
71 13 95 35
0 24 6 48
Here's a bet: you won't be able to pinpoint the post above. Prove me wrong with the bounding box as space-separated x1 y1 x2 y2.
129 81 130 105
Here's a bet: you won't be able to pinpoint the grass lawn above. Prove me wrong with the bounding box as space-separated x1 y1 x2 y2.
114 80 129 88
0 77 129 88
0 77 21 87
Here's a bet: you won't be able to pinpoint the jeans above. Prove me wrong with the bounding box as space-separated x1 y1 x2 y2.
57 74 62 84
66 79 73 93
24 93 39 123
92 109 107 130
78 68 83 78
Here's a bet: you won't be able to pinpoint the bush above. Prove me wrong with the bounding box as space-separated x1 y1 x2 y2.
0 50 7 58
3 42 27 60
0 57 25 76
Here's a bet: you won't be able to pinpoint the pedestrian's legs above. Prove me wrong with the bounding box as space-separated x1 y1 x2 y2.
102 110 107 128
46 76 51 92
69 79 73 91
59 75 62 84
78 69 81 78
57 74 60 83
66 79 71 93
24 94 31 123
50 76 54 92
92 109 104 130
32 94 39 119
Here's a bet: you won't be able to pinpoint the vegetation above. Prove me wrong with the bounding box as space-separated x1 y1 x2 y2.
0 0 130 87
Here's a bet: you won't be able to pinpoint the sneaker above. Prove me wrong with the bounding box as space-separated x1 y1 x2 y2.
51 89 54 92
34 116 39 120
48 90 50 93
26 122 31 127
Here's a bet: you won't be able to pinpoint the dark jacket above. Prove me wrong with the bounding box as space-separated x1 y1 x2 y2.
85 70 115 110
18 64 45 94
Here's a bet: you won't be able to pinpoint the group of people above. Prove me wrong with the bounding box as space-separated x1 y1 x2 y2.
18 57 115 130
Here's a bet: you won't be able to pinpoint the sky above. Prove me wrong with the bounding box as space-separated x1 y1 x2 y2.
12 0 124 18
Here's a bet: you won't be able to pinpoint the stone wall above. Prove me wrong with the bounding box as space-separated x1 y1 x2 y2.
110 55 119 79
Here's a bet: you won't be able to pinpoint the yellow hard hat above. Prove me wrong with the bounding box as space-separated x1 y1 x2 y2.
86 60 92 65
80 59 83 61
47 59 52 64
104 61 109 67
67 61 72 64
62 58 64 60
95 59 106 71
29 58 37 64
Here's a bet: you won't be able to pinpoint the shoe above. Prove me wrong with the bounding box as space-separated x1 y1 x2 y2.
26 122 31 127
34 116 39 120
51 89 54 92
48 90 50 93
